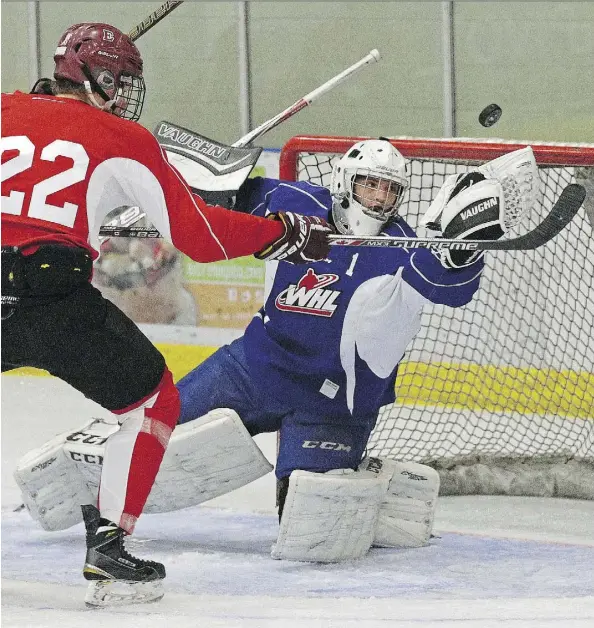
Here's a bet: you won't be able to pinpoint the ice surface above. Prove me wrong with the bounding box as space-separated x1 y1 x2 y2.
2 376 594 627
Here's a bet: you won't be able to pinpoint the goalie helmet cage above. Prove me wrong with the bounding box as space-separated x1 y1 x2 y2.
279 135 594 500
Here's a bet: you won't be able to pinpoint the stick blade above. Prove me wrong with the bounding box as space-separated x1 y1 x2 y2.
491 183 586 250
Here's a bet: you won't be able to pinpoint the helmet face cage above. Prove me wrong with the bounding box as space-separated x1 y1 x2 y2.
111 74 146 121
351 171 407 221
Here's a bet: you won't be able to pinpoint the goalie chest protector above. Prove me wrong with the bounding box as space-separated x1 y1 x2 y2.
241 178 483 418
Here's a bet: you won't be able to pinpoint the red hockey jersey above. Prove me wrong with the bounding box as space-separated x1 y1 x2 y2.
1 92 282 260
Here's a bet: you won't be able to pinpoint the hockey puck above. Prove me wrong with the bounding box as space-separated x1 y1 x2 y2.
479 104 502 127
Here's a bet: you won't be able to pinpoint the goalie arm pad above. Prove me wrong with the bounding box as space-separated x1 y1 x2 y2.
14 409 272 531
358 457 440 548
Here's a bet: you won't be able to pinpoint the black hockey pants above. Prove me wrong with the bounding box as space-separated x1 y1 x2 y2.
1 244 165 411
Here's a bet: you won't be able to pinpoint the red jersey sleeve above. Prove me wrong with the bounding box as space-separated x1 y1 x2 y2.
86 125 283 262
151 143 284 262
1 92 282 261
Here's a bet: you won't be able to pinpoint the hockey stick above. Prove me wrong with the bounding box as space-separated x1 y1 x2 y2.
97 184 585 245
99 184 585 247
99 48 381 239
328 184 586 251
128 1 184 41
232 49 381 148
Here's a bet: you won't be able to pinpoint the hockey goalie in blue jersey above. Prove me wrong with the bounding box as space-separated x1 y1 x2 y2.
15 140 540 563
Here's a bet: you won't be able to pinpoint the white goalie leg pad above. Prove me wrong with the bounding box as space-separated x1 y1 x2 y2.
359 456 440 548
144 408 273 513
14 418 118 531
14 409 273 530
271 468 389 563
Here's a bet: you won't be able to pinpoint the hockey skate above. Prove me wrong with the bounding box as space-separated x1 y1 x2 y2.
81 504 165 607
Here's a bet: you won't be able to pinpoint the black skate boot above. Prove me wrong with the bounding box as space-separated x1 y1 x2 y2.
81 504 165 607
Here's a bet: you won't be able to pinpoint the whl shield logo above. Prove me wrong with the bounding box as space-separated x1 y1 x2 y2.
275 269 340 317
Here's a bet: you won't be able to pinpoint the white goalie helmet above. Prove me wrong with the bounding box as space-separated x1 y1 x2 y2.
330 138 409 235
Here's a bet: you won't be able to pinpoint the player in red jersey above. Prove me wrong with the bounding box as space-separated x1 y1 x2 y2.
1 22 332 606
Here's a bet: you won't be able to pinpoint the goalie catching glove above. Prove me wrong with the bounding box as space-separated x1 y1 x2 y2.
255 211 334 264
421 146 541 268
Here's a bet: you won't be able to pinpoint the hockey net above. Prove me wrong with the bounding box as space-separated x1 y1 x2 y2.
280 136 594 499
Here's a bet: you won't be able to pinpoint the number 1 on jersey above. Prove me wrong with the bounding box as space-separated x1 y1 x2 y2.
345 253 359 276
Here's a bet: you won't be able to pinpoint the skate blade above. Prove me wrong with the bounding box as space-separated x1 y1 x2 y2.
85 579 164 607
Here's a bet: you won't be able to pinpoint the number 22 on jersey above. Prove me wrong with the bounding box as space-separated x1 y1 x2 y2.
1 135 90 228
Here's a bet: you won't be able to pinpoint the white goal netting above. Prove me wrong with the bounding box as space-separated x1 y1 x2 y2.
280 136 594 499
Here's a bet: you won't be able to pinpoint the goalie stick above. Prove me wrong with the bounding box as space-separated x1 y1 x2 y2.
99 48 381 239
232 49 381 148
98 184 586 251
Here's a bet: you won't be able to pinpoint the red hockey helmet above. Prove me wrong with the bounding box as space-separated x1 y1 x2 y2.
53 23 145 121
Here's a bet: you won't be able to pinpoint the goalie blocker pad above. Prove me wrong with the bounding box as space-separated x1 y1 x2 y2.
271 457 439 562
153 121 262 208
14 409 273 531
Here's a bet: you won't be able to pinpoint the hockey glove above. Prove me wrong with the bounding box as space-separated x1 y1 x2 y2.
437 172 505 268
421 147 540 269
255 211 334 264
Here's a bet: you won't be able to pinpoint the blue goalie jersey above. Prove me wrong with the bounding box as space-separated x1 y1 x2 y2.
235 177 484 419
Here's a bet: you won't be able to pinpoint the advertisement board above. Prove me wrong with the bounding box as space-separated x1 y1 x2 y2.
93 149 280 331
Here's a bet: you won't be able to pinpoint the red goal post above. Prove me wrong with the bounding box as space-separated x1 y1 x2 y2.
279 135 594 500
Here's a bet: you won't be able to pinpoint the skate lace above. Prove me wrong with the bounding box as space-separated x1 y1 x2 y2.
88 524 161 569
119 535 161 568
